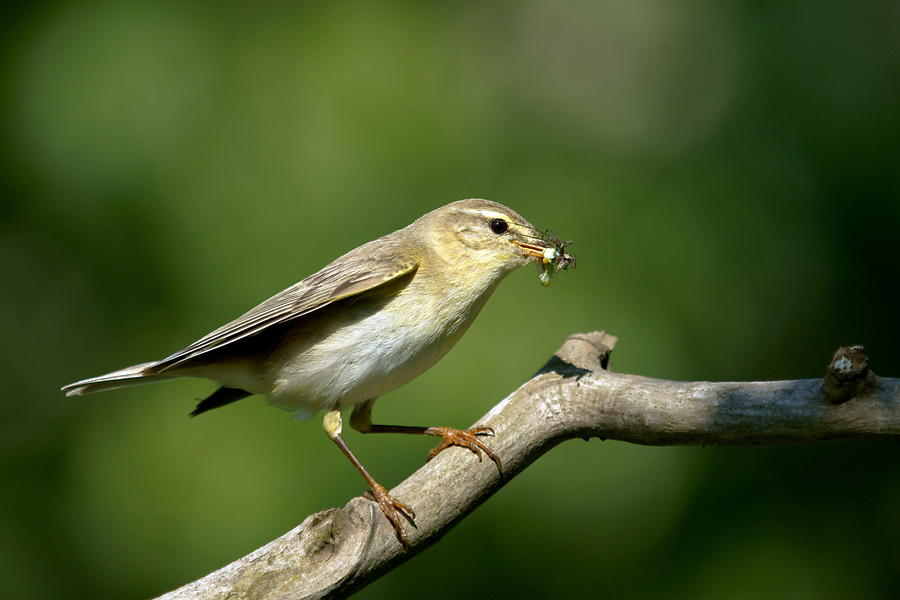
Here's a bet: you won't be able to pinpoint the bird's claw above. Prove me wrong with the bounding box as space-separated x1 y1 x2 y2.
424 425 502 471
364 483 416 552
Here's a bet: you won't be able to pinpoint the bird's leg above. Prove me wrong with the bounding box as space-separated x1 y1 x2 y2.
349 400 502 471
323 410 415 551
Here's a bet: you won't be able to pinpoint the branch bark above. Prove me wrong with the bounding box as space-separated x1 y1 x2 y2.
155 331 900 600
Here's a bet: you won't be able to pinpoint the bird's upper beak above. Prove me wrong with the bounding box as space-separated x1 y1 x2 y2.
516 239 551 261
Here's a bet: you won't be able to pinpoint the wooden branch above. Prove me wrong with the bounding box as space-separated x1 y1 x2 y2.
155 331 900 600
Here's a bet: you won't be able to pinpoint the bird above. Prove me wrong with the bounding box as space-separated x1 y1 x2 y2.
62 198 571 550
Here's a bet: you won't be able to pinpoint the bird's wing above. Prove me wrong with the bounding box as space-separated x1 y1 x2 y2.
150 254 418 372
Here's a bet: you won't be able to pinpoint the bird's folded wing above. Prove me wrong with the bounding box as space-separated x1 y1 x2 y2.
149 255 418 373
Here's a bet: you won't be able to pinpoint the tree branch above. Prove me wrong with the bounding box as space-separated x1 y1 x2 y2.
155 331 900 600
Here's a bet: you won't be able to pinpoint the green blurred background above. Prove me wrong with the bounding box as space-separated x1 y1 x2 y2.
2 1 899 598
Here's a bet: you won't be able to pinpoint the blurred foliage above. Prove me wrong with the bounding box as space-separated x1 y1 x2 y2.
1 1 899 599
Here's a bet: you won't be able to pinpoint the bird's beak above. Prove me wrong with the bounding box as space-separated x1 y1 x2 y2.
516 240 551 262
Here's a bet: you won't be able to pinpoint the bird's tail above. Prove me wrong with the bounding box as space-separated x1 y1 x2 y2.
62 362 178 396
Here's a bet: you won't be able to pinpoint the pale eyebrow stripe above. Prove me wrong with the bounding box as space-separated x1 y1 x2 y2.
469 209 510 221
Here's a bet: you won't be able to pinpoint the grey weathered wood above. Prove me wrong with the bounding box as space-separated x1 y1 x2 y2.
156 331 900 600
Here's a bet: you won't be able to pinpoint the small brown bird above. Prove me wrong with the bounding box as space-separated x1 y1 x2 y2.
63 199 572 550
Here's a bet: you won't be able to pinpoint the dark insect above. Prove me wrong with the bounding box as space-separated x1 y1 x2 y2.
541 229 576 271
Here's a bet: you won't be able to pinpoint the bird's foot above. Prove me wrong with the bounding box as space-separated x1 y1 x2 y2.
424 425 502 471
364 483 416 552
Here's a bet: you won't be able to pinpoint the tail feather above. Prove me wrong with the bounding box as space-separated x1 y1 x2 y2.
189 387 253 417
62 362 178 396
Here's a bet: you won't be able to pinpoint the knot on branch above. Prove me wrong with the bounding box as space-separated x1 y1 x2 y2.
823 345 873 404
535 330 617 378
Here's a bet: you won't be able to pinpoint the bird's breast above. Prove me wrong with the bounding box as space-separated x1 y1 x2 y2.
264 278 495 418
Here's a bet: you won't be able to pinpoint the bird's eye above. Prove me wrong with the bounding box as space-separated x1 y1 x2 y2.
489 218 508 234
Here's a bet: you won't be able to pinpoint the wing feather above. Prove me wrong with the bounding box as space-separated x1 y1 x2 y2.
150 254 418 372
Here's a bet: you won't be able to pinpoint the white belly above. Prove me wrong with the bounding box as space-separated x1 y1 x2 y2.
264 292 477 419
